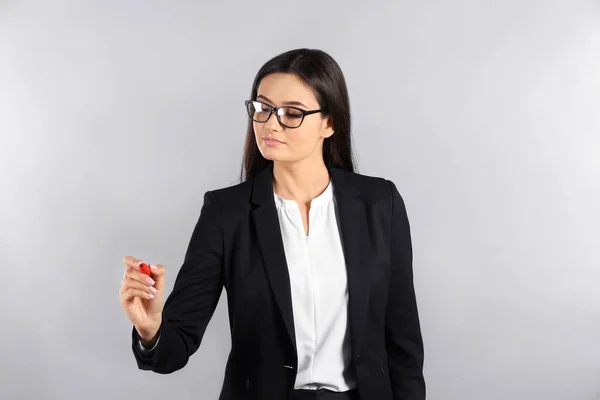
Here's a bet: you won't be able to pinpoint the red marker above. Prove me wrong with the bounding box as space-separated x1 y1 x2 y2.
139 262 151 276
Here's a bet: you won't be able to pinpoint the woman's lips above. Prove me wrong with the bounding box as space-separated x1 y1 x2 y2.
263 136 284 146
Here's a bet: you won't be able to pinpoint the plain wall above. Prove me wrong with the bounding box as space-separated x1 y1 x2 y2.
1 1 599 399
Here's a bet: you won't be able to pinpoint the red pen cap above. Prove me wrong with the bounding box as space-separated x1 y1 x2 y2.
139 262 151 276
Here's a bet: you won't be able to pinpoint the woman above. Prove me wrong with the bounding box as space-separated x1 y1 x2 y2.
119 48 425 400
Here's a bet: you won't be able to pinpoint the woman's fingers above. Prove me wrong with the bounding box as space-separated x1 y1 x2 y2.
122 276 158 294
129 269 155 286
123 256 159 273
122 287 155 302
123 256 160 282
123 255 140 269
120 259 158 306
148 264 165 278
123 258 155 284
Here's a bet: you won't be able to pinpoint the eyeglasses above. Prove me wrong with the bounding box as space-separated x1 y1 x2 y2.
245 100 323 129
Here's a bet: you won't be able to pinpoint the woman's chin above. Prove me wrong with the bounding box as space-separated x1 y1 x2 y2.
259 147 287 162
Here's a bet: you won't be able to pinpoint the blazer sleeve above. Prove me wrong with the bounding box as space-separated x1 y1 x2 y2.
131 190 224 374
385 180 426 399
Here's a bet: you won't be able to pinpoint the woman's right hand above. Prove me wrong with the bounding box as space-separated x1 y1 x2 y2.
120 255 166 344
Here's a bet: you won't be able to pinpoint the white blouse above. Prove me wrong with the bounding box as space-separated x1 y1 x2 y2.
274 179 356 392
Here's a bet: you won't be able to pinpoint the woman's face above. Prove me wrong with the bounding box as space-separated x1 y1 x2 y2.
252 72 333 164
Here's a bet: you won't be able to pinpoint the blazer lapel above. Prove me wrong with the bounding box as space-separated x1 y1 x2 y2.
250 164 371 359
251 165 297 354
329 167 372 356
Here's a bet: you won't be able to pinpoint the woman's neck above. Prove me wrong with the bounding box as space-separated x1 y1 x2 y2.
272 159 330 205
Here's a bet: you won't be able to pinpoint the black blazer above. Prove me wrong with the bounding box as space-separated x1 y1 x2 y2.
131 164 425 400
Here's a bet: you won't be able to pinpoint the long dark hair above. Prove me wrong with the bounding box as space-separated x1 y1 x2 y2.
240 48 355 182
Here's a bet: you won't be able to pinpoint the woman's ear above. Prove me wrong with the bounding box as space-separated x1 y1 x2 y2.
322 116 335 139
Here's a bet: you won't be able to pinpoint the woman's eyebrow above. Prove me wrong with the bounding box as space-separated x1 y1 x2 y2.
256 94 307 108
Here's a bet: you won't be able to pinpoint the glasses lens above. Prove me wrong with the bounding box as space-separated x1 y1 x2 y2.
247 101 271 122
277 107 304 128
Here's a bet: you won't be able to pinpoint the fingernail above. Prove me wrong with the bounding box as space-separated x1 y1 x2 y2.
148 286 157 294
147 293 154 299
146 277 155 286
150 264 158 270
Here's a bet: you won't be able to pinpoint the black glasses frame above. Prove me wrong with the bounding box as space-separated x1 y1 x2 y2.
245 100 323 129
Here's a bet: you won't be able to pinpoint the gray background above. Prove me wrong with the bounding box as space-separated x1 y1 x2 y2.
1 1 599 399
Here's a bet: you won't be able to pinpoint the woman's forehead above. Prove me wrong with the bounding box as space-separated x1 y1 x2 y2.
257 73 317 106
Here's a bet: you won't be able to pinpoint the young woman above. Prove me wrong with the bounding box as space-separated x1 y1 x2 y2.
119 48 425 400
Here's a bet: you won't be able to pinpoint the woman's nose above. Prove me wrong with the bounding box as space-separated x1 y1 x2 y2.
264 110 283 131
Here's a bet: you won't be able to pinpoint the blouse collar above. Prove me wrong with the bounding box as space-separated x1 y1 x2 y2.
273 179 334 210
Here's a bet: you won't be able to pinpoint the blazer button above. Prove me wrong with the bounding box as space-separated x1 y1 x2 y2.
355 355 363 365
